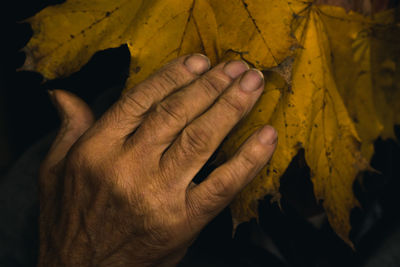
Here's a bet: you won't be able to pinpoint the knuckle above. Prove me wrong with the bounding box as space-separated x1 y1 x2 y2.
219 95 246 117
155 99 187 126
121 88 153 116
238 149 259 172
181 126 210 156
197 75 225 97
206 177 234 201
155 65 185 90
185 193 210 220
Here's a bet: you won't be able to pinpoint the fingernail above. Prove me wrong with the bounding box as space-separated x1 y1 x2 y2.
47 90 57 106
184 54 211 75
258 125 278 145
47 90 65 119
239 69 264 92
223 60 249 79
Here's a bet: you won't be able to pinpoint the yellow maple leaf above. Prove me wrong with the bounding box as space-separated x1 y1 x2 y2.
22 0 304 89
21 0 400 246
225 5 399 246
224 5 368 246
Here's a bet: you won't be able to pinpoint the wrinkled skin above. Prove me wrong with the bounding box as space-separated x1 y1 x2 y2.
39 55 277 266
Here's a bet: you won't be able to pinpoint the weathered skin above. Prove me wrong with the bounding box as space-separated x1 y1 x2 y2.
38 55 277 266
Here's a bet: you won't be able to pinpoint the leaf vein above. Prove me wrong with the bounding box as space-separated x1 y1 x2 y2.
240 0 278 64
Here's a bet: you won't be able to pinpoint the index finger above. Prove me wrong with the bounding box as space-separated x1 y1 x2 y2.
91 54 211 142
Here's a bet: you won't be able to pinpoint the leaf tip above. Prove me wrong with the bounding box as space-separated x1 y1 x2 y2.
231 217 241 238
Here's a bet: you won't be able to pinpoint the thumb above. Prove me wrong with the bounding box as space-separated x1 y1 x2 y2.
41 89 95 175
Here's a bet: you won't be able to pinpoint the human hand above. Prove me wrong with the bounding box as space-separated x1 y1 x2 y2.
39 54 277 266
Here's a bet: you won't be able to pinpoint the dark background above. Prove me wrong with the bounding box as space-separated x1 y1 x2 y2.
0 0 131 176
1 1 400 266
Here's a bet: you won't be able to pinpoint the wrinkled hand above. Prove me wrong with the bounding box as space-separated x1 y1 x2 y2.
39 55 277 266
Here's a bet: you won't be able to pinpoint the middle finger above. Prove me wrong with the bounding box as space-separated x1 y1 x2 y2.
128 60 249 152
